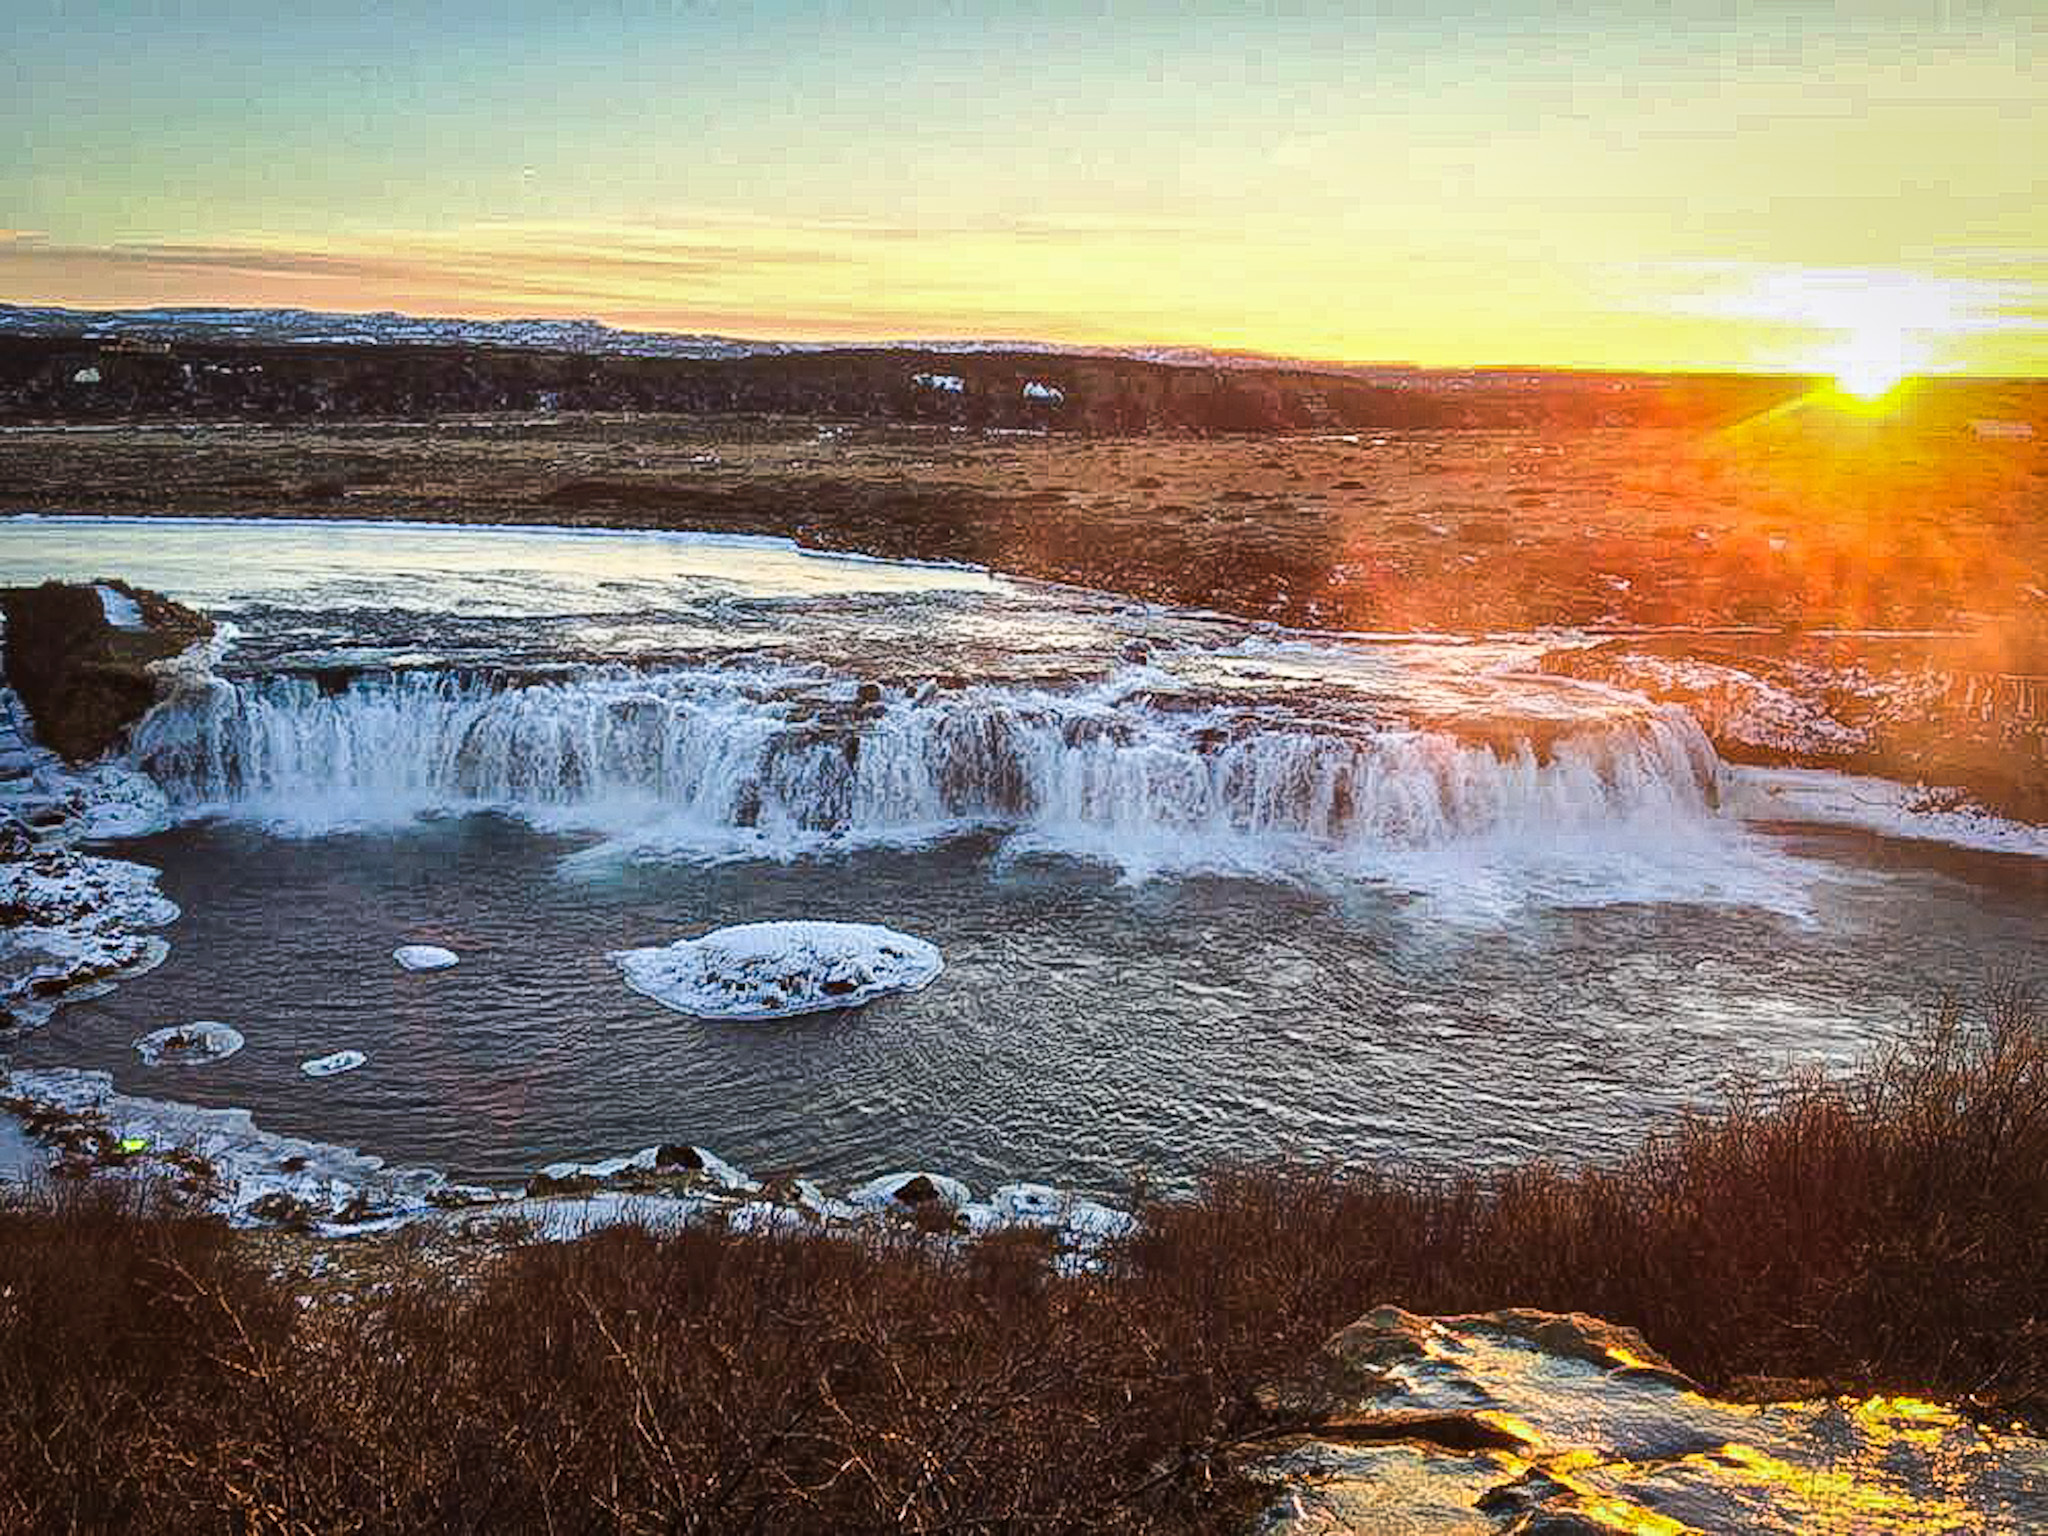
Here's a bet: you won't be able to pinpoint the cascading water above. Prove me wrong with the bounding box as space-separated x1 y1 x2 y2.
130 663 1728 880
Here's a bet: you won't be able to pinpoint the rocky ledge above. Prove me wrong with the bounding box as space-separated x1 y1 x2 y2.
1251 1305 2047 1533
1541 633 2048 826
0 578 213 762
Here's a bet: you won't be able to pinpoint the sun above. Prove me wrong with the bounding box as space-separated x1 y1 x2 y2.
1822 325 1925 402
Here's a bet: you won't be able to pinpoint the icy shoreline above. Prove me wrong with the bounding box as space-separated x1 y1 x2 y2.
0 1065 1137 1262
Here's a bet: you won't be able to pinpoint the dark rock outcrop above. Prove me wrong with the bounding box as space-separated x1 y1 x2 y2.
0 580 212 761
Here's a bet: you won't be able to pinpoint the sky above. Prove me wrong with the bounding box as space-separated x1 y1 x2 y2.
3 1 2044 374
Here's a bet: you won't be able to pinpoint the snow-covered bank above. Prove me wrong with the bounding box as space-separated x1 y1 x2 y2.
0 1067 489 1232
1728 768 2048 858
0 1069 1138 1263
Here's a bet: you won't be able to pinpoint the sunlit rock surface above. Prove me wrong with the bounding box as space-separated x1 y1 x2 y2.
1252 1307 2048 1534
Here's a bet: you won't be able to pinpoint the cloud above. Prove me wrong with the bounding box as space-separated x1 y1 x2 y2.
0 220 1132 342
1637 260 2048 337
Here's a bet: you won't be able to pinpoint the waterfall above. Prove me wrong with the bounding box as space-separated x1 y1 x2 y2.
130 664 1728 872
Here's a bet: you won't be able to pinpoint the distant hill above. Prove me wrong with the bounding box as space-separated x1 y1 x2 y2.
1 303 2038 433
0 303 1426 376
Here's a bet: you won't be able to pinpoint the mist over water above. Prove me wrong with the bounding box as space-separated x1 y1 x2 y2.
4 516 2044 1192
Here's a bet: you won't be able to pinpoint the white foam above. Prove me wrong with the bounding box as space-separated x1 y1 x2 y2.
127 662 1801 915
611 921 943 1020
133 1021 244 1066
393 944 458 971
300 1049 367 1077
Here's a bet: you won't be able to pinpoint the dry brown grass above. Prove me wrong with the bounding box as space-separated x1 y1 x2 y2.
2 990 2042 1533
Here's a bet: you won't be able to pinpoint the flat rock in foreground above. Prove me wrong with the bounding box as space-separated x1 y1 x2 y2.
0 579 213 761
1252 1306 2048 1534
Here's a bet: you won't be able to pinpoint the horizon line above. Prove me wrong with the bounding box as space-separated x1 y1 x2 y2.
4 299 2044 385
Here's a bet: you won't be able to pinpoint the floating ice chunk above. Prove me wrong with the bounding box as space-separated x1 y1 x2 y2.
848 1170 973 1212
609 920 942 1020
95 584 145 630
132 1021 244 1066
393 944 459 971
911 371 965 393
301 1049 367 1077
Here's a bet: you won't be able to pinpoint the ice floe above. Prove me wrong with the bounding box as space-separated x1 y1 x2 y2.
393 944 459 971
133 1021 245 1066
300 1050 367 1078
0 837 178 1029
610 920 942 1020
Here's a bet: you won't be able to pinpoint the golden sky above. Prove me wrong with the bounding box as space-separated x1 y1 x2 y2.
4 2 2043 374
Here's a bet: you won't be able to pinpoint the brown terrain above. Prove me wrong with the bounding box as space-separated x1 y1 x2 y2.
2 371 2044 815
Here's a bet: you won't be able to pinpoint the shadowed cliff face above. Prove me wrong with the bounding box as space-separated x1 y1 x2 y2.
1253 1307 2048 1534
0 580 212 761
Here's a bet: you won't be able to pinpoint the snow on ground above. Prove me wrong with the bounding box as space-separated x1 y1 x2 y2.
849 1170 974 1211
133 1021 244 1066
911 371 966 392
0 1114 43 1183
1728 768 2048 858
459 1192 707 1243
610 921 942 1020
0 1067 493 1233
300 1050 367 1078
536 1143 756 1193
393 944 459 971
1587 654 1867 757
94 583 145 629
1022 380 1064 402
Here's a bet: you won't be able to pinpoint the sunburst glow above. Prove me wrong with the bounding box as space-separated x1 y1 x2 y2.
1822 326 1928 401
